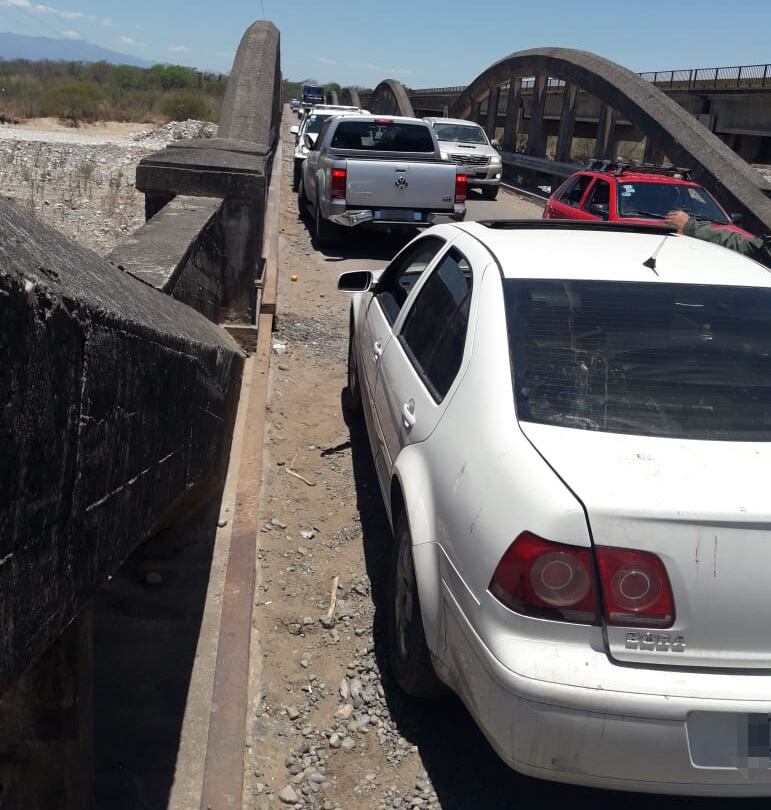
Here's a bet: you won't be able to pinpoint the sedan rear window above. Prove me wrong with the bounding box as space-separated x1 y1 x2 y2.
505 280 771 440
330 121 434 152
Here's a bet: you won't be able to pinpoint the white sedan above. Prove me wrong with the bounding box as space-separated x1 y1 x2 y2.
339 219 771 796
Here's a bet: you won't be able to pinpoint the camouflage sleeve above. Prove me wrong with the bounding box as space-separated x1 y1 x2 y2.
682 217 760 258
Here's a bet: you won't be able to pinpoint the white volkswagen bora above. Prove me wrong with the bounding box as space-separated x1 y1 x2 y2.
339 219 771 796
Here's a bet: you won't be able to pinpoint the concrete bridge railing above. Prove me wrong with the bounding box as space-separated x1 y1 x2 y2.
0 19 281 808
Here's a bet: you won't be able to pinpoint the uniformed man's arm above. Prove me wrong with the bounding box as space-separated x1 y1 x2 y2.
666 210 760 257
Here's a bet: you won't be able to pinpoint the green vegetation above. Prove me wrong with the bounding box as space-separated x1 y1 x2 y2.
0 59 228 124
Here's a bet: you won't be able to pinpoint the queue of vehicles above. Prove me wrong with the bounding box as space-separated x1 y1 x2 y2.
284 99 771 797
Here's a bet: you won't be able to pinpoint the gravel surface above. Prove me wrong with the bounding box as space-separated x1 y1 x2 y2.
0 118 216 255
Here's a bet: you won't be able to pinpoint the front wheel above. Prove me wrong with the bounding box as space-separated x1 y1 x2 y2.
387 513 447 697
482 185 499 201
292 159 302 191
344 318 362 416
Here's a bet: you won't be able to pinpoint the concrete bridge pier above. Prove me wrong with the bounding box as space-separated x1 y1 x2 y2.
555 83 578 162
0 610 94 810
502 78 522 151
525 75 548 156
485 86 501 139
594 102 619 159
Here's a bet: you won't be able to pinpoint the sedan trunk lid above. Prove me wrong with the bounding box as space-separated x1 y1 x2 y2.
520 423 771 670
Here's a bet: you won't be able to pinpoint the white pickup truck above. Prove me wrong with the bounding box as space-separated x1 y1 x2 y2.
298 115 467 246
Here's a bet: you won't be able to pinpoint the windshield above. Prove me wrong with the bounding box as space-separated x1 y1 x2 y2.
505 279 771 440
617 181 729 223
433 123 489 145
330 120 435 152
305 114 332 134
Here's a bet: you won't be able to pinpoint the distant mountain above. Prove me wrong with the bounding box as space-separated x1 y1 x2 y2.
0 32 154 67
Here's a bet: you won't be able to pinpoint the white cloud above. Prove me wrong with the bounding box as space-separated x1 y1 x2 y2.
0 0 111 27
168 45 190 53
61 29 81 39
318 57 336 65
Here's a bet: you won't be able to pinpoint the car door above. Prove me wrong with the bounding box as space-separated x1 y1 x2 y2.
356 235 449 490
373 235 487 471
544 173 593 219
302 121 324 202
581 177 611 220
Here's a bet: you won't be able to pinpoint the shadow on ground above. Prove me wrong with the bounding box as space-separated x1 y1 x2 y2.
92 494 223 810
344 392 768 810
297 202 418 262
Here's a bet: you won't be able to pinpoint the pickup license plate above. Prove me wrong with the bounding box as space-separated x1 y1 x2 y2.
374 210 423 222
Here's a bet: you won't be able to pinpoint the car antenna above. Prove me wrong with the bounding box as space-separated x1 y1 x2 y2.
642 234 669 276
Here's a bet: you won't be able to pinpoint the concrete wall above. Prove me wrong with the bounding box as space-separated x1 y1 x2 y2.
0 197 243 699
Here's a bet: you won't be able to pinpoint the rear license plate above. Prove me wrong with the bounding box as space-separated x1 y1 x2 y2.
374 210 423 222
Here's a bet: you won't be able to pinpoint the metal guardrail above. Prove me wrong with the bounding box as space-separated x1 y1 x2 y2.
500 151 579 178
409 63 771 96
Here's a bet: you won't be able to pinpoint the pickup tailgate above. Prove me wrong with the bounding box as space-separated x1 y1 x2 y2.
345 160 456 210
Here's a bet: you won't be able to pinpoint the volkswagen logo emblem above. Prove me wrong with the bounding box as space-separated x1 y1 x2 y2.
395 176 409 191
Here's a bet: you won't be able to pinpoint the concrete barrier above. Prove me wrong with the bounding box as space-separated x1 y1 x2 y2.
0 196 243 699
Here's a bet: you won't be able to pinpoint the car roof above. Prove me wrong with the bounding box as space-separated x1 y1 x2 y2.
451 221 771 287
327 114 427 125
577 169 700 186
426 117 483 127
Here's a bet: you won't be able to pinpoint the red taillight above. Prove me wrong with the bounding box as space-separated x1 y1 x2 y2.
374 118 392 125
489 533 599 624
455 172 467 203
331 168 346 200
489 533 675 628
595 547 674 628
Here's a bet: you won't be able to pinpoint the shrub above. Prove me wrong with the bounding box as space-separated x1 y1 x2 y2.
160 91 211 122
40 80 102 124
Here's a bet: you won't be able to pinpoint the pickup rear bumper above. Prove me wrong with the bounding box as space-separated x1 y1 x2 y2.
328 204 466 227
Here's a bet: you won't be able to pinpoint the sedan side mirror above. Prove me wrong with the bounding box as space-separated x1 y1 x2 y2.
290 125 299 136
730 212 744 225
491 139 500 149
338 271 373 293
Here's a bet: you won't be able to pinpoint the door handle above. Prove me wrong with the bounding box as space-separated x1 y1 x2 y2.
373 340 383 363
402 398 416 429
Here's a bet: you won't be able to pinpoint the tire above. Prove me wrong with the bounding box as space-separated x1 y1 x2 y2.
482 185 499 201
292 159 301 191
313 199 338 247
387 512 447 697
344 317 362 415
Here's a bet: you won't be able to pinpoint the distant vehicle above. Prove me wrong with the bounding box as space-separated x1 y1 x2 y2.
338 217 771 796
302 84 325 106
290 109 363 191
289 97 300 112
299 115 467 246
425 117 502 200
544 161 755 237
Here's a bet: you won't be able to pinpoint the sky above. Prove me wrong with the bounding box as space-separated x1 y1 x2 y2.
0 0 769 86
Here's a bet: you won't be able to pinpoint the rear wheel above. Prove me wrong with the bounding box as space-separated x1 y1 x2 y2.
292 159 302 191
482 185 499 201
313 199 338 247
387 513 447 697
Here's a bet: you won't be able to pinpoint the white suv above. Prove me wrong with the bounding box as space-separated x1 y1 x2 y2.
340 219 771 796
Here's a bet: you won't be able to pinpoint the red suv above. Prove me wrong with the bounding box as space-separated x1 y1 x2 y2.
543 161 755 237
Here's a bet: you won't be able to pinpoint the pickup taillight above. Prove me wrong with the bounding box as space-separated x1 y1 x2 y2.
455 172 467 204
331 168 347 200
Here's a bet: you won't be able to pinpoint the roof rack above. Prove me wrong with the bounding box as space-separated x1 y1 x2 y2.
586 160 692 180
477 219 676 236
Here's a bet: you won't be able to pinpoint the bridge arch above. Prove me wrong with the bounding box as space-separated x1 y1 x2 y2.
327 89 339 105
452 47 771 232
340 87 362 107
369 79 415 117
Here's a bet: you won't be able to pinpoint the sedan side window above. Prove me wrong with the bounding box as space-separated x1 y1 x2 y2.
375 236 446 325
561 174 593 207
399 248 473 402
